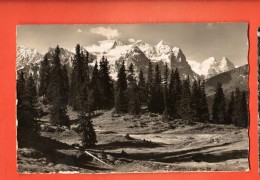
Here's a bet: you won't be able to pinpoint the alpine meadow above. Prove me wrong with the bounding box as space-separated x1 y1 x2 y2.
16 23 249 173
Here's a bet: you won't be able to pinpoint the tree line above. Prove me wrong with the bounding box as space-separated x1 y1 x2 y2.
16 44 249 148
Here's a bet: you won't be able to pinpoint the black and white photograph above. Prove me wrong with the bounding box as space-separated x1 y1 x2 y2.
16 23 249 173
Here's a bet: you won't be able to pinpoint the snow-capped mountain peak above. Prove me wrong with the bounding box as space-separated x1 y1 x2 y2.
187 56 235 78
16 46 43 70
187 60 201 75
154 40 172 54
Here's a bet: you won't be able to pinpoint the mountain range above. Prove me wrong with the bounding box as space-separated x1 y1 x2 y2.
16 39 247 96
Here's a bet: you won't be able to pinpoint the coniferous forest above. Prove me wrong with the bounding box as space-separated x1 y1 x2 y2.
17 44 249 173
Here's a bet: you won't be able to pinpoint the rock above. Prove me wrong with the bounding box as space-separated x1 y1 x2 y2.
114 160 123 165
106 154 115 162
19 148 43 159
48 162 54 166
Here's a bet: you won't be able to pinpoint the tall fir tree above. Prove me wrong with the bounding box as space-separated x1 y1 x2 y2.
61 65 69 105
149 64 164 114
225 91 235 124
147 60 154 109
240 91 248 128
69 45 80 108
233 88 248 128
17 71 39 146
179 76 192 120
163 63 169 108
47 45 70 127
71 49 98 147
233 87 242 126
99 56 114 109
190 80 200 121
162 63 170 121
69 44 89 111
27 73 38 105
81 51 90 112
17 71 25 106
212 82 226 124
168 69 176 117
115 61 128 113
199 80 210 122
137 69 147 105
88 61 101 112
39 54 50 97
168 68 183 119
127 63 140 115
175 68 183 118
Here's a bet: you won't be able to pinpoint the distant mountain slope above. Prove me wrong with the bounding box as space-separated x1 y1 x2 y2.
205 64 248 96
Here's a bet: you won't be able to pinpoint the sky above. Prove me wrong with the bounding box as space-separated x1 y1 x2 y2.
17 23 248 66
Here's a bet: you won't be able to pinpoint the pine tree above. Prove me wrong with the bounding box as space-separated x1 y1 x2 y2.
17 72 39 136
162 63 170 121
88 61 101 112
199 80 210 122
115 61 128 113
233 88 248 128
212 82 226 124
77 113 97 147
127 63 140 115
61 65 69 105
225 91 235 124
137 69 147 105
149 64 164 114
190 80 200 121
39 54 50 97
69 45 80 108
25 73 38 118
81 51 90 112
147 61 154 109
99 56 114 109
179 76 192 120
233 87 242 126
168 69 176 117
174 68 182 118
69 44 89 110
47 45 70 127
17 71 25 105
240 91 248 128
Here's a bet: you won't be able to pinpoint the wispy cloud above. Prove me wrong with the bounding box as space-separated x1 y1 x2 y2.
128 38 136 43
89 26 121 40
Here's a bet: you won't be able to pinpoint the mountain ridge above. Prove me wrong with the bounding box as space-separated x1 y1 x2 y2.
17 40 239 82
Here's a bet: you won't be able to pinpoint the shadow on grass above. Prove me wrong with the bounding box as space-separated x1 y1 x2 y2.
17 129 110 171
96 140 165 150
108 141 247 163
156 149 248 163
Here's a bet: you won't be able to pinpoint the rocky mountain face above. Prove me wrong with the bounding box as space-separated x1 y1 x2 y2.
188 57 235 79
16 40 243 85
85 40 198 79
16 46 43 70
